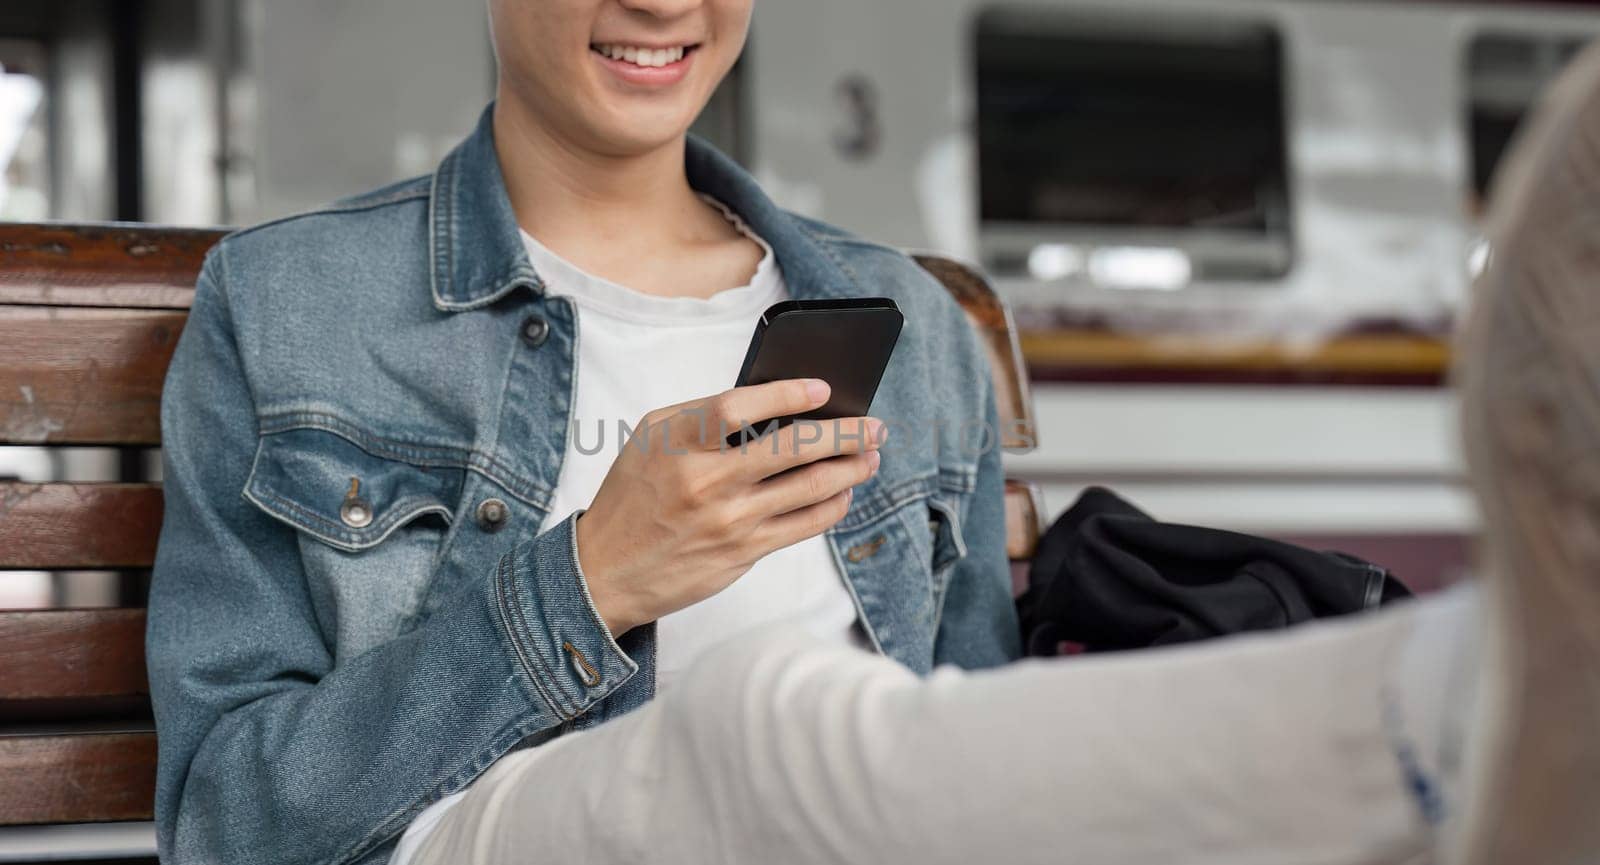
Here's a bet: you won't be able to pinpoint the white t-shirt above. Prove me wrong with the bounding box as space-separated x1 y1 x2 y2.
391 198 868 864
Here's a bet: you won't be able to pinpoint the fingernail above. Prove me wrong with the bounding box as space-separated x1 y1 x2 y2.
805 379 830 403
867 450 881 471
867 418 887 444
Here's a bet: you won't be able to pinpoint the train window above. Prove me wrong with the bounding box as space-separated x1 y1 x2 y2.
1466 32 1587 215
0 40 51 221
975 8 1291 287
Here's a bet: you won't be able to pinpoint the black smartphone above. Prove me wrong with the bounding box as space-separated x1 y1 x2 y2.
726 297 904 446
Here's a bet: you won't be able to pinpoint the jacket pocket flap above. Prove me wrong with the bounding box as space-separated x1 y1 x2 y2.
243 426 460 552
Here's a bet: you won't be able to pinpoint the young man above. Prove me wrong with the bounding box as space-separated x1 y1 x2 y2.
146 1 1600 863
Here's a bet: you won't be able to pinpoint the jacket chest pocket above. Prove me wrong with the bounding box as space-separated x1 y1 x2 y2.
243 426 466 661
843 488 970 590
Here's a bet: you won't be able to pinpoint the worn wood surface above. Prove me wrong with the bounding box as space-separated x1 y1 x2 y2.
914 254 1040 453
911 252 1452 387
0 732 156 825
0 308 187 445
1020 328 1452 386
0 223 215 309
0 609 149 722
1004 479 1044 562
0 483 163 568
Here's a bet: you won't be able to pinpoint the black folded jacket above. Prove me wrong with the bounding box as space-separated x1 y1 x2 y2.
1016 486 1412 656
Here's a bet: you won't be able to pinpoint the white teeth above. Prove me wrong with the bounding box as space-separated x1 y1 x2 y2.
595 44 687 67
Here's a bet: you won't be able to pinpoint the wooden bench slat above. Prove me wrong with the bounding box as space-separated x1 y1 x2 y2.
0 609 149 719
913 254 1039 453
0 308 187 445
1004 479 1045 562
0 223 215 309
0 732 156 825
0 483 163 569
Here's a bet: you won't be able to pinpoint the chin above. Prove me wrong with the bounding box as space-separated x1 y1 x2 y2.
585 106 699 156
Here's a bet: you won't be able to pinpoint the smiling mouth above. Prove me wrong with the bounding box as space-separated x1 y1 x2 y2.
590 43 700 68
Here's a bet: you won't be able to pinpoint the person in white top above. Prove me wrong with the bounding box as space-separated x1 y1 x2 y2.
526 199 869 695
387 1 1600 863
396 196 868 857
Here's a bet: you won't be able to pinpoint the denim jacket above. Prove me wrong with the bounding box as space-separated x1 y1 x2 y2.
146 104 1021 865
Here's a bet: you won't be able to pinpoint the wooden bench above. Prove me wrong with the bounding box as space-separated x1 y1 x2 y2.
0 224 1041 861
0 224 222 864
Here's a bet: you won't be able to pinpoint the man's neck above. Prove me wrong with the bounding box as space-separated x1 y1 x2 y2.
492 99 711 263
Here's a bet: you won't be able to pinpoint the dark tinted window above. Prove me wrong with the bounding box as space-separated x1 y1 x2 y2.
1466 33 1588 210
976 8 1289 235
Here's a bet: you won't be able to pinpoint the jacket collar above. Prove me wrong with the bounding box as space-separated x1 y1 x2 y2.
429 103 856 312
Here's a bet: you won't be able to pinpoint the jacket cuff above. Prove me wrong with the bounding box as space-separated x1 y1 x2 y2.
495 508 637 719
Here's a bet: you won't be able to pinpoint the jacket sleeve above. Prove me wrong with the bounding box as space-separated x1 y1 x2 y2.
146 246 636 865
930 333 1024 670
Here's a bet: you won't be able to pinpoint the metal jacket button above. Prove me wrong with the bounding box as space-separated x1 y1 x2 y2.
846 533 887 562
564 641 601 688
475 497 510 532
340 477 373 528
520 314 550 348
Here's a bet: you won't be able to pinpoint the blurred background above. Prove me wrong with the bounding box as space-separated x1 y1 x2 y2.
2 0 1596 619
2 0 1598 858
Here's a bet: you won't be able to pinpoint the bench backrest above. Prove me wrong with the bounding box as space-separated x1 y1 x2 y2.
0 223 1039 830
0 225 222 831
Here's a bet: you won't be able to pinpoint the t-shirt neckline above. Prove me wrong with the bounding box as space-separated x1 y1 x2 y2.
518 194 783 327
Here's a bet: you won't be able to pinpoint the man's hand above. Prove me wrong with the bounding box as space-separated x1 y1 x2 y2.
574 379 884 636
